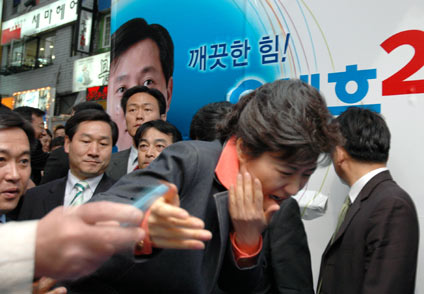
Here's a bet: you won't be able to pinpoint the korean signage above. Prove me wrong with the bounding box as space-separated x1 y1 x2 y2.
110 0 424 141
1 0 78 45
76 9 93 53
72 52 110 92
86 85 107 110
86 85 107 101
13 86 55 115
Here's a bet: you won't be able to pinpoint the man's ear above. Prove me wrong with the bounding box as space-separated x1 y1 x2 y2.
64 136 71 154
160 113 167 121
235 137 249 164
333 146 348 166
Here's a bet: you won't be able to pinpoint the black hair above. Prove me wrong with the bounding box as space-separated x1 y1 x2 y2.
65 109 119 146
121 86 166 115
52 125 64 138
190 101 233 141
72 101 104 114
111 18 174 86
45 128 52 138
218 79 341 165
0 111 36 147
50 136 65 149
54 124 65 131
133 119 182 147
13 106 45 122
336 107 390 163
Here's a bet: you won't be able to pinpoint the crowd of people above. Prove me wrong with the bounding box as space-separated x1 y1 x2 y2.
0 16 419 294
0 78 420 294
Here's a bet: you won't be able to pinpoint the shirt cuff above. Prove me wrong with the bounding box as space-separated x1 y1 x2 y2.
230 231 262 267
134 209 153 255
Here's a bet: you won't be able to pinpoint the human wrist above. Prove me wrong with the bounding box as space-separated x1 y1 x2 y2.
234 231 261 254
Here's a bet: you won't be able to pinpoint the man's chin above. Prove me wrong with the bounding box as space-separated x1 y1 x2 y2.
80 170 103 178
0 198 20 213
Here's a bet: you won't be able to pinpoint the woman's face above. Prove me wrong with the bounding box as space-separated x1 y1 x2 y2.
238 142 317 212
40 134 52 153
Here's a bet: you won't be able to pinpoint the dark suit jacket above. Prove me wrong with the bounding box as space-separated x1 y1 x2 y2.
31 139 49 185
5 196 24 221
18 173 116 220
40 147 69 185
105 148 131 181
318 171 419 294
64 140 264 294
254 197 314 294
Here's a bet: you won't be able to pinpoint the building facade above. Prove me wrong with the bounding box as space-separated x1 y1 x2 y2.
0 0 110 126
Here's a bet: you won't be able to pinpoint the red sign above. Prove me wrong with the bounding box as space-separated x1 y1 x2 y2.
380 30 424 96
86 86 108 101
1 27 21 45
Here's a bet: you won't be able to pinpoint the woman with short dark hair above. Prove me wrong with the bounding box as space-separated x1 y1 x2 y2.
67 79 341 294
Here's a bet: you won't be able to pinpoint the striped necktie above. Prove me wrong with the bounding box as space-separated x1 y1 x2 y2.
70 181 89 206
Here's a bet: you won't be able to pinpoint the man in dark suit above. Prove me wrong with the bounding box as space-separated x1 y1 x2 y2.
318 107 419 294
0 111 147 292
106 86 166 180
0 108 34 224
13 106 49 185
19 109 118 220
40 102 104 184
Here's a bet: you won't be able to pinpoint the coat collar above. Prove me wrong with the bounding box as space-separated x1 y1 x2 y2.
215 137 239 190
211 190 231 288
46 177 68 209
44 174 114 209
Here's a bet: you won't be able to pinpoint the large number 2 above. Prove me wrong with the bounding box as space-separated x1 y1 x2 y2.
380 30 424 96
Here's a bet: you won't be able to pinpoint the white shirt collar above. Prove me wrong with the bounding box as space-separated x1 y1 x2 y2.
0 214 5 223
64 170 104 206
349 167 388 204
127 145 139 173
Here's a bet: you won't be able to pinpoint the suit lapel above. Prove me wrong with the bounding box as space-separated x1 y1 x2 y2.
107 148 131 178
43 177 67 212
323 171 393 255
214 191 230 249
114 149 131 176
212 191 230 285
329 199 360 248
93 174 115 195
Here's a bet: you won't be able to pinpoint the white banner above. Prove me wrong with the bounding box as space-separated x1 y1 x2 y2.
1 0 78 44
72 52 110 92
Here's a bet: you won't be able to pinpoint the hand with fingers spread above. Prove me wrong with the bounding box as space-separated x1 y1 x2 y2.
35 201 145 280
147 183 212 250
229 171 269 250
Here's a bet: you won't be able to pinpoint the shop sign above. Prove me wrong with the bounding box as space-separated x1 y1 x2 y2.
1 0 78 45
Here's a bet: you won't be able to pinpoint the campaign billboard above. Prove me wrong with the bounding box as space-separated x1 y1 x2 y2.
108 1 424 289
